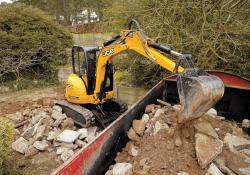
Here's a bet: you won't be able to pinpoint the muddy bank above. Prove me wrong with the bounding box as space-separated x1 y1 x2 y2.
0 86 64 116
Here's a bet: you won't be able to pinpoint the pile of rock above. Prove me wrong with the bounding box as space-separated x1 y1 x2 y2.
8 103 98 162
106 103 250 175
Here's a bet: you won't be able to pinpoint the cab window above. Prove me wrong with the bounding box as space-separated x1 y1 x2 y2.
72 47 86 76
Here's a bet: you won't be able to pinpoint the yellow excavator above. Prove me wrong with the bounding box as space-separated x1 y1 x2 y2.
57 20 224 128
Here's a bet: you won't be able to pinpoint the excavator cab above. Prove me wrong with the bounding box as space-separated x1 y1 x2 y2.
72 46 114 95
60 46 122 128
72 46 98 94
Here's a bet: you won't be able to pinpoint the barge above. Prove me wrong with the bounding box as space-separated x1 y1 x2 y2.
53 70 250 175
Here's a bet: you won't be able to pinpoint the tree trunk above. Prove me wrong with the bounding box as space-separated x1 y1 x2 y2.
87 8 91 23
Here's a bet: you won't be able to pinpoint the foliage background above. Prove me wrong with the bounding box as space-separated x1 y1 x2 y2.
1 0 249 88
105 0 250 87
0 3 72 89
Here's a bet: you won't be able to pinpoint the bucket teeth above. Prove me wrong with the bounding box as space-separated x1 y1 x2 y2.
177 74 224 123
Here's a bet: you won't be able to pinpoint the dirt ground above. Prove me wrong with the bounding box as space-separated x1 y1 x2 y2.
0 86 64 116
14 151 62 175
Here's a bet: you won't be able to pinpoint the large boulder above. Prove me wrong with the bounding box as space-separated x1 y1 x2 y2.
132 120 146 136
77 128 88 140
194 122 218 138
125 142 139 157
127 128 140 142
112 163 133 175
224 133 250 153
195 133 223 168
60 149 74 162
153 120 169 135
207 163 224 175
6 112 24 124
145 104 155 114
12 137 29 154
57 130 80 143
33 140 49 151
61 118 74 130
85 127 97 142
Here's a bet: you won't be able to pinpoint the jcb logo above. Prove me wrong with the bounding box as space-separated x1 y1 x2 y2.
103 48 114 57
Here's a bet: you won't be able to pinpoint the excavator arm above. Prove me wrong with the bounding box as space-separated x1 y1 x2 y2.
94 22 224 123
94 30 183 96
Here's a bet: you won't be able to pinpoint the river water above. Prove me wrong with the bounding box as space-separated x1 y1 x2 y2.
115 85 148 106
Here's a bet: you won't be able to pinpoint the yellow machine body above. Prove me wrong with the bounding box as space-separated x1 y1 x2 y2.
65 73 113 104
64 23 224 123
65 30 183 105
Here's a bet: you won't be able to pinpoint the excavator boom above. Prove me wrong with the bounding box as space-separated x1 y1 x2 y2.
94 20 224 122
64 20 224 125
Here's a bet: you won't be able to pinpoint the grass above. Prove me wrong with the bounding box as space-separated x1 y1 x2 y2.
0 117 15 174
1 77 60 92
0 69 61 93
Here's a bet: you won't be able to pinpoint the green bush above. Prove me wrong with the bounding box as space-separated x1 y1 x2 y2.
107 0 250 87
0 3 73 87
114 52 166 88
0 117 14 174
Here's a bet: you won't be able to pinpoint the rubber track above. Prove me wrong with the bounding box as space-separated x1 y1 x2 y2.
55 100 94 127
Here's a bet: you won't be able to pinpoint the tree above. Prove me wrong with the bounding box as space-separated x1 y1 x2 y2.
107 0 250 87
0 3 73 84
16 0 73 24
15 0 110 25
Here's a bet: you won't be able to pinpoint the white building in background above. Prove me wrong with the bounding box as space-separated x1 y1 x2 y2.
0 1 100 26
0 0 13 4
72 10 99 26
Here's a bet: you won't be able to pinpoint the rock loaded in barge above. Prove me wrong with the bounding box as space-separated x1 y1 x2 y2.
107 103 250 175
53 71 250 175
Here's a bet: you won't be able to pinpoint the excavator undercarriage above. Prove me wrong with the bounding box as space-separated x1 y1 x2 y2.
56 98 127 129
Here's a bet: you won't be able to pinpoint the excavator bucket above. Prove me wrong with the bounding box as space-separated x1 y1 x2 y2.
126 19 224 122
176 69 224 123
